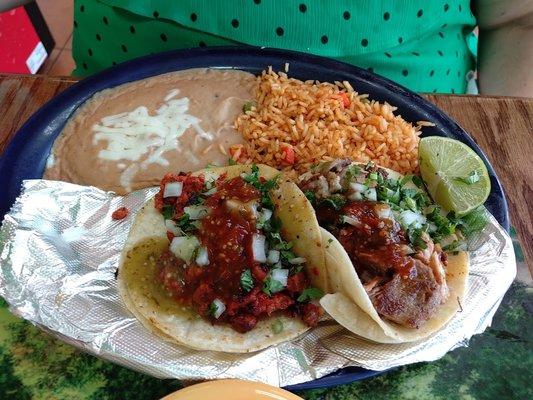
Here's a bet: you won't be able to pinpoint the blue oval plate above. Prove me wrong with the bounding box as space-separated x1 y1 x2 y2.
0 46 509 390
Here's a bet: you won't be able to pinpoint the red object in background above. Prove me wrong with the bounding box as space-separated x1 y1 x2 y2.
0 5 52 74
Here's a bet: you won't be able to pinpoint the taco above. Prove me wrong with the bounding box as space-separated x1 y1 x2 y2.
298 159 468 343
117 164 327 353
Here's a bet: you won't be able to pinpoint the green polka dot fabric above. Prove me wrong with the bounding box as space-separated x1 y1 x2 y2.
72 0 476 94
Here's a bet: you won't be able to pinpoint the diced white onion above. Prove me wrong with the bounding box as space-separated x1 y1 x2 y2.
163 182 183 198
347 182 366 200
203 187 217 196
427 222 438 233
289 257 306 265
252 234 267 263
267 249 280 264
363 187 377 201
250 202 260 218
165 219 182 236
398 210 426 229
212 298 226 319
259 208 273 222
170 236 199 263
271 268 289 288
375 205 392 220
349 182 367 193
341 215 362 227
439 234 458 248
195 246 209 266
347 191 363 201
183 205 209 220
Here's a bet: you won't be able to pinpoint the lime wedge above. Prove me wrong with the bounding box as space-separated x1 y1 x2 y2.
418 136 491 215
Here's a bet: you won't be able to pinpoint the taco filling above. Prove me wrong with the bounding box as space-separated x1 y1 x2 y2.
299 159 462 329
153 167 322 334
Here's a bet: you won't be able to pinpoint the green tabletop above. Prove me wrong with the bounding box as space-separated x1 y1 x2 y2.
0 229 531 400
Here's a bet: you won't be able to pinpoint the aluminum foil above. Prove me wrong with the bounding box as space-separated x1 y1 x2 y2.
0 180 516 387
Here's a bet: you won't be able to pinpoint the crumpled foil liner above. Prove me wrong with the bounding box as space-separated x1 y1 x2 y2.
0 180 516 387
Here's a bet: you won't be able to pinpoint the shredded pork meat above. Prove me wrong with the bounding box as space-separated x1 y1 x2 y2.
299 160 450 329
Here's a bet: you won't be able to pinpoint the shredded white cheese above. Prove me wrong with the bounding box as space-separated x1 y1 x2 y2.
92 89 212 191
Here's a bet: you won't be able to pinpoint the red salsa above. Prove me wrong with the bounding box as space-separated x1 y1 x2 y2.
111 206 129 220
155 171 322 333
333 201 414 279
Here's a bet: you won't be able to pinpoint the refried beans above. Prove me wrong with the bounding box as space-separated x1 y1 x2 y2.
44 68 255 194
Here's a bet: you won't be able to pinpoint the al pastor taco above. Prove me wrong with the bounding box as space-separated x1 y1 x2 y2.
118 164 327 353
298 159 469 343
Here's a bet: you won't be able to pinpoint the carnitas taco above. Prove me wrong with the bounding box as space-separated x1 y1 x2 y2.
118 164 327 353
298 159 468 343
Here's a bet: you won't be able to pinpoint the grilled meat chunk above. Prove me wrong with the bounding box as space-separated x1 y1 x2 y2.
368 260 443 328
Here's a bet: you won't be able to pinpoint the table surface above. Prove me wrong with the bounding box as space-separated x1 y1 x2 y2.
0 74 531 400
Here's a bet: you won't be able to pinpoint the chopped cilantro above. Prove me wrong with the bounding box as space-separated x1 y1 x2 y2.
442 240 467 252
280 249 296 262
207 302 217 317
414 192 430 208
242 165 279 209
427 206 457 239
291 264 304 274
162 205 174 220
228 158 238 165
401 188 418 199
402 197 418 212
364 171 382 187
261 193 274 209
240 269 254 292
344 164 361 183
367 171 379 182
269 216 282 232
205 179 215 189
454 170 481 185
377 186 400 204
256 215 267 230
271 319 284 334
187 194 205 206
457 206 488 237
364 161 375 171
243 165 260 185
262 176 279 191
266 231 283 247
407 225 428 250
411 175 424 188
320 195 347 210
242 101 255 113
271 238 293 254
297 287 324 302
260 178 279 209
191 246 200 262
176 213 196 232
400 175 414 186
263 276 285 296
304 190 317 204
376 172 386 185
